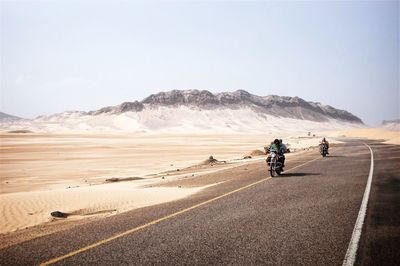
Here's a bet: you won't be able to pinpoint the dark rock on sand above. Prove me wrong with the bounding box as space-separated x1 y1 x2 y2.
203 156 226 165
105 177 143 183
50 211 68 218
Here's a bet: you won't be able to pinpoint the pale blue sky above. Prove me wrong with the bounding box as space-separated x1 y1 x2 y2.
1 0 399 126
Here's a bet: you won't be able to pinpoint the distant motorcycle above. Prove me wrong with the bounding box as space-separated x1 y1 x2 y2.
267 151 283 177
320 143 328 157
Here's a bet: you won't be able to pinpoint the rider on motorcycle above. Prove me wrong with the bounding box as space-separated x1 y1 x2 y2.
268 139 286 167
321 138 329 154
279 139 287 154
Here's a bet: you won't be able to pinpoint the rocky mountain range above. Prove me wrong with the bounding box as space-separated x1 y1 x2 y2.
1 90 364 133
87 90 362 123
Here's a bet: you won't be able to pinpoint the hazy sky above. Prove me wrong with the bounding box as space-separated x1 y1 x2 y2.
1 1 399 126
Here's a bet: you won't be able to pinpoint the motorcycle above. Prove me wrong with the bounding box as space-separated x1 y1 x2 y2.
320 143 328 157
267 151 283 177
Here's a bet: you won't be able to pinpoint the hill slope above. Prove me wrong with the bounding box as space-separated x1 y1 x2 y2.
0 112 24 122
0 90 364 133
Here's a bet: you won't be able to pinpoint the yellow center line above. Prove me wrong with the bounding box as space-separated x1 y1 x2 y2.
40 156 320 266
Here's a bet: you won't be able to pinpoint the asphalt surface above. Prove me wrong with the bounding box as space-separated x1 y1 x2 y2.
355 141 400 266
1 139 399 265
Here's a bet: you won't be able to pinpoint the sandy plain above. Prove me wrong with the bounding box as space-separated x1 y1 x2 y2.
327 128 400 145
0 128 398 240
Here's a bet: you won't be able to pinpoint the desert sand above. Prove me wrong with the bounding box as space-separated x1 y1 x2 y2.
0 128 398 237
327 128 400 145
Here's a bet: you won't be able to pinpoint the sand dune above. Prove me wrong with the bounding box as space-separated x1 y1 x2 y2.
0 182 203 234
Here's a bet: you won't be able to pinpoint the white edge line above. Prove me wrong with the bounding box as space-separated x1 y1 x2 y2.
342 143 374 266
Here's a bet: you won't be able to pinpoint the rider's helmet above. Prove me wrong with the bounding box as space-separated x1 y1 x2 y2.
322 137 326 142
279 139 283 144
274 139 280 145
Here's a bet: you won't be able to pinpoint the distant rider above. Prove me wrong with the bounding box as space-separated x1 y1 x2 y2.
321 138 329 154
268 139 286 167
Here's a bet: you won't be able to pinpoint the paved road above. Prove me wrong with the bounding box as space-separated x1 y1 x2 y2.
355 141 400 266
1 140 399 265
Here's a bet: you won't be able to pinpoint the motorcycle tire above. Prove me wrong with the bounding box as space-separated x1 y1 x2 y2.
270 166 275 177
